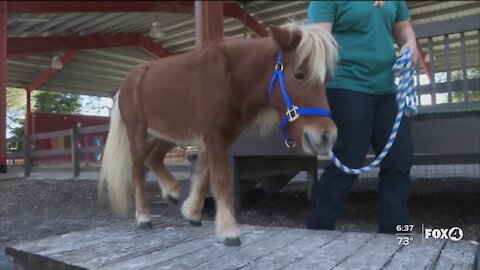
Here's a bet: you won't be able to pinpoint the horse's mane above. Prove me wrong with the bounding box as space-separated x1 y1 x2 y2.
282 23 339 83
245 23 339 137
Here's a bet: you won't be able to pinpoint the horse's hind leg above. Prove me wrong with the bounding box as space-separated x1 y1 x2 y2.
127 125 151 228
145 139 181 203
205 135 241 246
181 151 210 226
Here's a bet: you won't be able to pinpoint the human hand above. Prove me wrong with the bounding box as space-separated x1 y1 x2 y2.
399 40 419 64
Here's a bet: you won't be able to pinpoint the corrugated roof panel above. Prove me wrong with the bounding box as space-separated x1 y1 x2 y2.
6 1 480 96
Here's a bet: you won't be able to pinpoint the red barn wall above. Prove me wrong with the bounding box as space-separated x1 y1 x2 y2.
31 112 109 166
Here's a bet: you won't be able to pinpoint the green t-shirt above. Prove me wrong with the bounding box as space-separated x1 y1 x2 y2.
308 1 410 95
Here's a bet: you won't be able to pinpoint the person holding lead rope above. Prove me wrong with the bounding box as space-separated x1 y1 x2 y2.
306 0 419 234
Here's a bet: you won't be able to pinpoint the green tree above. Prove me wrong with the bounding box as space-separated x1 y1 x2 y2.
7 88 26 112
6 87 30 140
7 88 26 130
8 119 25 151
34 91 81 114
7 89 82 142
82 96 103 115
450 68 480 103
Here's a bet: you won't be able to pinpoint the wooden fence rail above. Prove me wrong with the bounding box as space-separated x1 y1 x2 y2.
8 126 81 178
6 124 192 178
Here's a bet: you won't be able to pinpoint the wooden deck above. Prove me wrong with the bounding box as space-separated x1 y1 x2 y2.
6 216 479 270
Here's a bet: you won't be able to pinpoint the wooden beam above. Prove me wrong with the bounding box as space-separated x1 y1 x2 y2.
137 36 175 58
27 50 80 91
7 1 194 14
223 3 268 37
8 34 175 59
7 34 139 58
8 52 47 59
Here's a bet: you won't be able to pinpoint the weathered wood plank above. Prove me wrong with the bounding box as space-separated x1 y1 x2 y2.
38 218 189 257
191 227 313 270
80 145 104 154
141 226 288 270
6 226 122 270
78 125 109 134
5 216 186 269
239 229 343 270
7 220 479 270
39 219 194 268
7 216 176 254
31 166 78 173
30 129 70 140
434 240 479 269
71 222 214 269
332 234 402 270
383 237 447 270
7 223 127 255
42 218 189 255
282 232 375 270
10 221 194 270
30 149 70 157
101 225 270 270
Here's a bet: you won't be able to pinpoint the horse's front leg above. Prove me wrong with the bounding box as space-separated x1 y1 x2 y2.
181 151 210 226
205 135 241 246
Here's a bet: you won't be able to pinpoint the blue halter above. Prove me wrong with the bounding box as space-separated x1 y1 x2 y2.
269 52 332 148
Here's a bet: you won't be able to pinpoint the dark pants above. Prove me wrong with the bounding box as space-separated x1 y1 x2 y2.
307 89 413 234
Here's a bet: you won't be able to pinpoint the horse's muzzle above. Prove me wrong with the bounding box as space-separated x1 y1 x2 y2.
302 128 337 155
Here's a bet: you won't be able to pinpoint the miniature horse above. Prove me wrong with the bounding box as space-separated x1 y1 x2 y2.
99 23 339 246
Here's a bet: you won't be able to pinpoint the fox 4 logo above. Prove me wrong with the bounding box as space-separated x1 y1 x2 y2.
424 227 463 241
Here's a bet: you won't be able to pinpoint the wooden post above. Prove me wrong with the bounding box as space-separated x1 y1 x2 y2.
71 127 80 177
0 1 7 173
306 157 318 200
25 88 32 136
23 135 31 177
194 1 223 48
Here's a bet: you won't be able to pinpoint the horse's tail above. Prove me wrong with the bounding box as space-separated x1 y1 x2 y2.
98 93 132 218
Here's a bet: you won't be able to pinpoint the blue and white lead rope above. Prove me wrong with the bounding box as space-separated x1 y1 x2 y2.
328 49 418 174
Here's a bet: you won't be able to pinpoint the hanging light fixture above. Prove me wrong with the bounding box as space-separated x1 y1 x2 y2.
149 1 165 39
149 20 165 39
50 55 63 70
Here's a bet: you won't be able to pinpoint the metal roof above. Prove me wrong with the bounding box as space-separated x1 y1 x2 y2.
6 1 480 97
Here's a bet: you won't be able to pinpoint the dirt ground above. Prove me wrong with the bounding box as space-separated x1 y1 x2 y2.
1 177 479 260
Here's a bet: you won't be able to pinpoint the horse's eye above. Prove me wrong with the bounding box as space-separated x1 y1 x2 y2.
294 72 305 81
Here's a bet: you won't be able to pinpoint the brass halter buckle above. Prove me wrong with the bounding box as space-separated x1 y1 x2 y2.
286 105 300 122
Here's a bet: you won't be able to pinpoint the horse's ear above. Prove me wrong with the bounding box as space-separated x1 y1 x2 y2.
270 25 302 51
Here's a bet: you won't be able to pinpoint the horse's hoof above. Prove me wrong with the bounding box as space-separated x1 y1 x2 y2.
139 221 152 229
168 195 179 205
189 220 202 227
224 237 242 247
